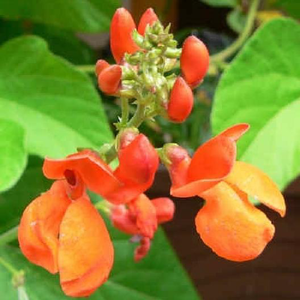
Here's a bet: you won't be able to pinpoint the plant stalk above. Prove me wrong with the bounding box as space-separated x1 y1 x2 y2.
210 0 260 63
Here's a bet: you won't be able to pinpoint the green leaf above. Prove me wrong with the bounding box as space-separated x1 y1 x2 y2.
0 156 50 233
0 35 112 158
274 0 300 19
200 0 237 8
227 8 246 33
0 218 200 299
0 0 120 32
0 119 27 192
211 18 300 190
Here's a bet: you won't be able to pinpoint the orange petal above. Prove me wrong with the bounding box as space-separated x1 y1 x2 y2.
137 8 159 35
106 134 159 204
171 134 236 197
43 150 122 198
116 134 159 185
128 194 157 239
219 123 250 141
151 197 175 224
225 161 286 217
110 8 140 63
111 205 139 235
18 181 71 273
59 195 114 297
163 144 191 188
196 182 275 262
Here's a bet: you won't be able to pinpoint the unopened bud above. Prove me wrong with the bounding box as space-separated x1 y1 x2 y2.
167 76 193 122
180 36 209 88
98 65 122 95
138 8 159 36
110 8 140 63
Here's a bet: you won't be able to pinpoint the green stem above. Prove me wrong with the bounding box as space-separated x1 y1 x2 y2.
121 97 129 125
210 0 260 63
128 104 146 128
0 257 18 275
77 65 95 73
0 226 18 247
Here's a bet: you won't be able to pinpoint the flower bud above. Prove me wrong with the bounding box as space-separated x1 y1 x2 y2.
138 8 159 36
167 76 193 122
110 8 140 63
98 65 122 95
95 59 110 76
180 36 209 88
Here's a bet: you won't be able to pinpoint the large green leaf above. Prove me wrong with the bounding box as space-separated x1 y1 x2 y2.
0 213 200 299
0 0 120 32
200 0 237 7
0 119 27 193
211 18 300 190
0 156 50 233
0 35 112 158
274 0 300 19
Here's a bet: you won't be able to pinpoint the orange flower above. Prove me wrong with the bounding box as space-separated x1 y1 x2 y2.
164 124 286 261
43 133 159 204
18 180 114 297
111 194 175 261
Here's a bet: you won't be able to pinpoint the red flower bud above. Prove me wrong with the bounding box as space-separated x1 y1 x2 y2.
137 8 159 36
180 36 209 88
98 65 122 95
167 76 193 122
95 59 110 76
110 8 140 63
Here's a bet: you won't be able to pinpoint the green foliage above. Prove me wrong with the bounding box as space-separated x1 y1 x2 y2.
200 0 237 8
0 35 112 160
0 120 27 193
0 157 50 234
211 18 300 190
227 8 246 33
274 0 300 19
0 0 120 32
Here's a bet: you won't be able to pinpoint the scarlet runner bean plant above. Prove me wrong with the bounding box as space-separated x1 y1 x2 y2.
12 7 287 298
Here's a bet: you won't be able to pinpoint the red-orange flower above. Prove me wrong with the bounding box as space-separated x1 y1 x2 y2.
18 180 114 297
111 194 175 261
43 133 159 204
164 124 286 261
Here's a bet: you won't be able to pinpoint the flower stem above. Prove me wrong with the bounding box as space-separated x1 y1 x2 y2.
0 226 18 247
76 65 95 73
128 104 146 128
121 97 129 125
0 256 18 275
210 0 260 63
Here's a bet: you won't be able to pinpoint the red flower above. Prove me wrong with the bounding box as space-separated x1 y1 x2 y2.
111 194 175 261
43 133 159 204
18 180 114 297
164 124 286 261
180 36 210 88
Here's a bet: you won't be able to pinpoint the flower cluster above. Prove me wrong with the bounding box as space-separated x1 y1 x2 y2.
18 7 285 298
